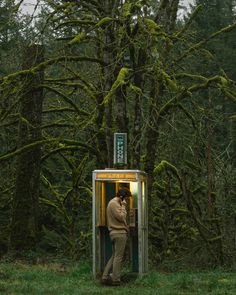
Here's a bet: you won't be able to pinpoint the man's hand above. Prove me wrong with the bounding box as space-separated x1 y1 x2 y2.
121 199 127 206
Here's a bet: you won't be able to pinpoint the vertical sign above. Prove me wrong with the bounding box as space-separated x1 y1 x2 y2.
114 133 127 165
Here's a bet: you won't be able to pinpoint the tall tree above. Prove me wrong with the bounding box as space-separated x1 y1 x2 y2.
10 45 44 252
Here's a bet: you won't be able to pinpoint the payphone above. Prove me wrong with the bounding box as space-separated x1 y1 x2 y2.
92 169 148 277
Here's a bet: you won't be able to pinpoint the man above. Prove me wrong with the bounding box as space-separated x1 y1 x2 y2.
101 186 132 286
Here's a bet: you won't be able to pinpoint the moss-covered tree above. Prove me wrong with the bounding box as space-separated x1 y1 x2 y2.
9 45 44 252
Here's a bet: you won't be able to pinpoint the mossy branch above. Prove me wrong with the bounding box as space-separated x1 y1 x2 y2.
40 174 71 223
175 5 203 39
69 33 87 45
208 235 223 242
158 88 188 118
73 154 89 187
41 123 75 129
41 140 99 162
0 120 18 128
0 56 107 85
42 85 89 116
188 75 229 92
154 160 181 182
176 22 236 63
61 139 98 155
46 65 97 95
0 139 56 162
128 83 142 94
229 114 236 121
161 70 179 91
95 17 114 28
0 93 23 123
68 17 114 45
220 88 236 103
170 208 190 214
177 103 196 129
102 67 130 105
46 81 96 99
58 153 75 171
43 107 77 114
158 75 234 120
176 73 208 82
55 19 97 30
41 146 85 162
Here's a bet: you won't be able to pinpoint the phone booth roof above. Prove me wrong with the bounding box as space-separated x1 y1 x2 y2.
93 169 147 182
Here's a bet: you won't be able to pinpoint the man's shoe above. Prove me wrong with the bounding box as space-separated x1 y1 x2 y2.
101 278 111 285
110 280 121 286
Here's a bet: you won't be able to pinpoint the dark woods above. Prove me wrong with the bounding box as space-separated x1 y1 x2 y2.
0 0 235 268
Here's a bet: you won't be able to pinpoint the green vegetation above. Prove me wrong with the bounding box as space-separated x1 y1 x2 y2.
0 262 235 295
0 0 236 270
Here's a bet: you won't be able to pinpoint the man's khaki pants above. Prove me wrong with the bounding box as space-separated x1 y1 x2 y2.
102 233 128 282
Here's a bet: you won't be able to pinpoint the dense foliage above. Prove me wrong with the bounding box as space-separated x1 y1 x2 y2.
0 0 235 268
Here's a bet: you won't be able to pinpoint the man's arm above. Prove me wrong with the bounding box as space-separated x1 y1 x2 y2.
109 201 127 223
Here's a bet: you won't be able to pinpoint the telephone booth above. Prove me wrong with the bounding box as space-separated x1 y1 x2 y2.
92 169 148 278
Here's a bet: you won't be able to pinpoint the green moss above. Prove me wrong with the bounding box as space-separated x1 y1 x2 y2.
161 70 178 91
144 18 160 33
68 32 86 45
0 139 56 162
129 83 142 94
103 67 129 105
95 17 113 28
122 2 132 17
154 160 178 175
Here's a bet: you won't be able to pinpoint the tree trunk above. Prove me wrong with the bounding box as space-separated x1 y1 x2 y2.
97 0 117 168
144 84 159 199
10 45 44 252
207 92 214 215
131 47 146 169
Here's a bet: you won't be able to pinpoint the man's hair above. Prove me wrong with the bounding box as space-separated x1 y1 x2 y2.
117 187 132 198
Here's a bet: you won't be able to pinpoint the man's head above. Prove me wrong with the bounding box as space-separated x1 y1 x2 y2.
117 187 132 201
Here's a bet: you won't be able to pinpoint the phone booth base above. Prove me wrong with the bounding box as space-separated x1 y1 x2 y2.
92 170 148 278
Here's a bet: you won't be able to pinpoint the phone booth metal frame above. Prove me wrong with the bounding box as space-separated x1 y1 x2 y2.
92 169 148 278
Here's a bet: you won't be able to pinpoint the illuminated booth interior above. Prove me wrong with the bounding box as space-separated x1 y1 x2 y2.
92 169 148 278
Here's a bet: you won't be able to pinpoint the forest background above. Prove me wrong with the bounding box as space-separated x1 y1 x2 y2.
0 0 236 271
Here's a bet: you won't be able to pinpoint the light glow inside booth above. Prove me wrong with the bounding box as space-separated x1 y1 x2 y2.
92 169 148 278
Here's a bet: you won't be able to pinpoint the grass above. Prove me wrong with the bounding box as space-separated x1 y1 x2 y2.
0 261 236 294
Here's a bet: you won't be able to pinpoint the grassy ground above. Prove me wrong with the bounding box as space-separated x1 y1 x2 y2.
0 261 235 295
